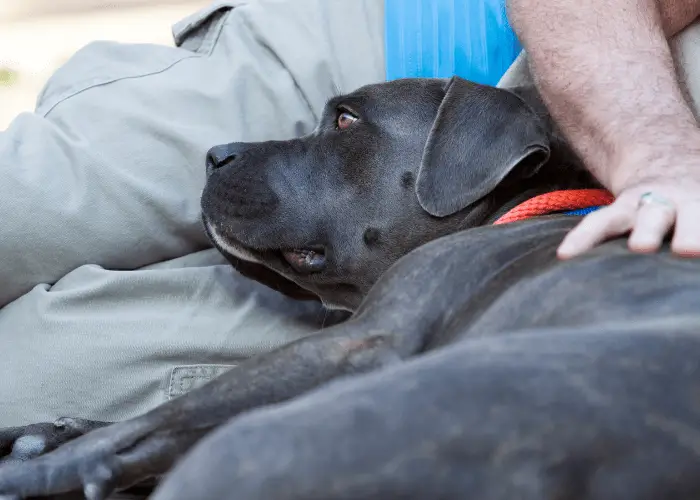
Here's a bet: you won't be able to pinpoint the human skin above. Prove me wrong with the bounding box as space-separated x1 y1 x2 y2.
506 0 700 258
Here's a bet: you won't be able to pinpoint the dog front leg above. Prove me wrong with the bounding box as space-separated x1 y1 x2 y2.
0 316 426 500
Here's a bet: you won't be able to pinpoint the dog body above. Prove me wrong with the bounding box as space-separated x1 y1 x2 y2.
153 222 700 500
1 78 700 500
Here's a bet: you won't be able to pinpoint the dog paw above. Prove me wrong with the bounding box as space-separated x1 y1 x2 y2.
0 418 105 465
0 416 201 499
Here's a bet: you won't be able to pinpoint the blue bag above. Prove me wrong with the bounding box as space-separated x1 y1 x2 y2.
384 0 522 86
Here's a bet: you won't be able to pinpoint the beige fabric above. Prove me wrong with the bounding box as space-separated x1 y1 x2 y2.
0 0 385 426
496 51 532 89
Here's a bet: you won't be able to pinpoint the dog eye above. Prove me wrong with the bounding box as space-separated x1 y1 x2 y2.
336 110 358 130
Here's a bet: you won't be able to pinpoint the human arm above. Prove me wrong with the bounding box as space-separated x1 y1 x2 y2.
507 0 700 257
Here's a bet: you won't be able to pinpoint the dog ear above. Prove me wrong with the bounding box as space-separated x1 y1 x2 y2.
416 76 551 217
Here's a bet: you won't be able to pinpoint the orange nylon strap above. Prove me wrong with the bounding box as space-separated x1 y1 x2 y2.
493 189 614 225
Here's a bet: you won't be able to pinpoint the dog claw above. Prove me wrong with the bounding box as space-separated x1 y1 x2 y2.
84 482 109 500
83 462 117 500
52 419 68 429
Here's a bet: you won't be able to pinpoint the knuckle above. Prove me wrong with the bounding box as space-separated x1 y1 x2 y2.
606 209 634 229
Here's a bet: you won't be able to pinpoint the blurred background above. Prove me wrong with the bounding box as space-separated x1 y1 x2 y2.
0 0 208 129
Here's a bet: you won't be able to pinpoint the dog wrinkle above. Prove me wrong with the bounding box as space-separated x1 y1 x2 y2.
321 439 446 495
562 373 614 408
339 336 387 354
335 334 404 370
645 414 700 457
688 386 700 416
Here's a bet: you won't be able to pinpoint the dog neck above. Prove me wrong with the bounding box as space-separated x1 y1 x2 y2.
463 144 605 229
484 188 543 224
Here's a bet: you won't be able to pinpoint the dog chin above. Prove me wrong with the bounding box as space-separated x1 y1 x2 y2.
321 297 356 313
203 219 261 264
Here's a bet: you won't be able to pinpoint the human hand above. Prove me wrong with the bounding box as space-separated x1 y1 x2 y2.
557 163 700 259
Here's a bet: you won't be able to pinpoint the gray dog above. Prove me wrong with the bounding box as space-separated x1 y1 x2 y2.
1 77 700 500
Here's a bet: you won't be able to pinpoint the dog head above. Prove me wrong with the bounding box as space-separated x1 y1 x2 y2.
201 77 590 311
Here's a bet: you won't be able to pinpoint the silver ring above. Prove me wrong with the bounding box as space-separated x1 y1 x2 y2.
638 191 675 210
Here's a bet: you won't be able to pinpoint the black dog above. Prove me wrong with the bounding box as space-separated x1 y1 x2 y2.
1 77 700 500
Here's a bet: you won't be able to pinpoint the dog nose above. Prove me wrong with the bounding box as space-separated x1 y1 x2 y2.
205 145 236 176
206 143 253 176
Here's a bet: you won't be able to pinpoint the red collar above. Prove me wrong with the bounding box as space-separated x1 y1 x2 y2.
493 189 614 225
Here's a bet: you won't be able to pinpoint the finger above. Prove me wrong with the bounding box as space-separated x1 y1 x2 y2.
627 200 676 253
557 204 634 259
671 201 700 257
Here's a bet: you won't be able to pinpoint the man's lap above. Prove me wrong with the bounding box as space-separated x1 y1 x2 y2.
0 0 383 425
0 249 351 425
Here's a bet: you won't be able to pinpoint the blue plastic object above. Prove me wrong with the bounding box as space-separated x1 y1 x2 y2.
385 0 522 86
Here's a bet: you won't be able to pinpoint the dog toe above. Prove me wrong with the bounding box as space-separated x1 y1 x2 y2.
0 423 55 464
0 418 103 465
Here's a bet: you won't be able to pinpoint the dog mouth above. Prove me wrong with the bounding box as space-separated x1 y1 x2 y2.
204 219 327 275
280 248 327 274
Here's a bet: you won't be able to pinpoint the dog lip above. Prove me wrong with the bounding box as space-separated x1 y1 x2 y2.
281 248 327 274
203 217 328 274
202 218 262 263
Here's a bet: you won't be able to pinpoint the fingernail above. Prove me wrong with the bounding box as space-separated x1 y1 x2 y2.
672 249 700 258
557 244 575 259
